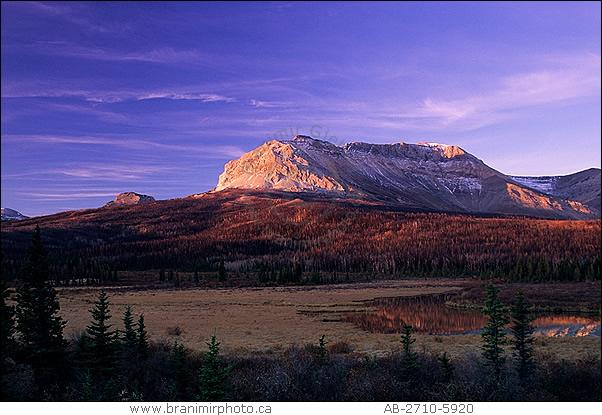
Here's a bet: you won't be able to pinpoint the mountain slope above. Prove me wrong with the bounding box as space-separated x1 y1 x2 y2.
215 135 598 219
1 207 28 221
511 168 601 215
1 189 599 284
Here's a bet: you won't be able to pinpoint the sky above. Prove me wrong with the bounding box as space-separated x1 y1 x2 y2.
1 1 600 217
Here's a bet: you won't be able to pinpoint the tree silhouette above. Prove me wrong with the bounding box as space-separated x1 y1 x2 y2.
81 290 120 379
121 305 138 358
170 341 191 401
438 352 455 383
481 283 509 380
400 323 418 381
196 334 233 401
136 314 149 360
14 225 68 390
510 290 535 383
0 248 16 399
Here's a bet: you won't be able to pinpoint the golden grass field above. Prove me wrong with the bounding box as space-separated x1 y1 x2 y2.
53 279 601 361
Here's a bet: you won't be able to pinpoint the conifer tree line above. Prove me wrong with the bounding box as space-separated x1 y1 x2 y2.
1 227 599 401
2 210 600 285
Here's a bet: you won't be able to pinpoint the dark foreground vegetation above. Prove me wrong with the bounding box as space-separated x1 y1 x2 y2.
1 191 600 285
4 331 600 402
1 227 600 402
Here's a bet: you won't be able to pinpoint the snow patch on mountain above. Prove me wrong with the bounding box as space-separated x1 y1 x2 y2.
510 176 557 194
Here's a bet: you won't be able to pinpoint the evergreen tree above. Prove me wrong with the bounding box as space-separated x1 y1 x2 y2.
20 225 50 283
399 323 418 380
317 335 328 362
510 290 535 383
80 371 95 401
438 352 455 383
136 314 150 360
170 341 192 401
122 305 138 358
14 226 68 389
481 283 509 379
196 334 233 401
82 290 120 379
0 248 16 399
218 260 226 282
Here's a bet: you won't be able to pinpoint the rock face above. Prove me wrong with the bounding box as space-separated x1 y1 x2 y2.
214 135 599 219
104 192 155 208
1 207 28 221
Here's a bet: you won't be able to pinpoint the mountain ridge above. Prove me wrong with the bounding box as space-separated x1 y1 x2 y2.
510 168 601 215
1 207 28 221
214 135 598 220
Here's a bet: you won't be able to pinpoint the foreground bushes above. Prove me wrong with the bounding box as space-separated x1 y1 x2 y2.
2 337 600 401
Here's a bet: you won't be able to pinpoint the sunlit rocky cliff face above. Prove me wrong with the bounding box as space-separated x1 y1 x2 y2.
104 192 155 208
215 135 599 219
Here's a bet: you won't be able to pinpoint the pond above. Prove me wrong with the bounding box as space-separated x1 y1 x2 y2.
343 294 601 337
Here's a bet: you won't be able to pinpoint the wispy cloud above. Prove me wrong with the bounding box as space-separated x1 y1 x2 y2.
128 92 235 103
250 99 288 108
409 53 601 129
19 191 119 201
1 80 237 104
8 2 113 35
1 134 247 159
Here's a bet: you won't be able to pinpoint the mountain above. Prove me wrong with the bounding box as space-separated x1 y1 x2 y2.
510 168 601 215
215 135 598 219
1 207 28 221
104 192 155 208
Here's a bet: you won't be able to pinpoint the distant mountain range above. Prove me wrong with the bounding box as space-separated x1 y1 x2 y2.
2 138 599 280
1 208 28 221
214 135 600 219
2 136 600 221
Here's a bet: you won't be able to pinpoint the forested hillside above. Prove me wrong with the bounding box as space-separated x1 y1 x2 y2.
2 190 600 284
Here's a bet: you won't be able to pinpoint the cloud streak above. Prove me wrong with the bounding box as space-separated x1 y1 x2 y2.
410 54 601 129
1 134 247 159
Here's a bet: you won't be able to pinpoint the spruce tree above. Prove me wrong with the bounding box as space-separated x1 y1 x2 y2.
0 248 16 399
0 248 15 355
510 290 535 382
481 283 509 379
399 323 418 380
438 352 455 383
218 260 226 282
80 371 95 401
82 290 120 379
317 335 328 363
196 334 233 401
14 225 68 388
170 341 191 401
136 314 150 360
122 305 138 358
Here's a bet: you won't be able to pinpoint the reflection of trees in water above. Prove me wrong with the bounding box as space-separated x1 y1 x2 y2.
343 295 602 336
343 295 487 335
533 315 600 326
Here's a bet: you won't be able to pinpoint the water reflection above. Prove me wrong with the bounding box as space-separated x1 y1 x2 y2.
343 294 601 337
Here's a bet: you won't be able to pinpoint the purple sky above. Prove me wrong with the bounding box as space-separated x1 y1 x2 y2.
1 1 600 217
